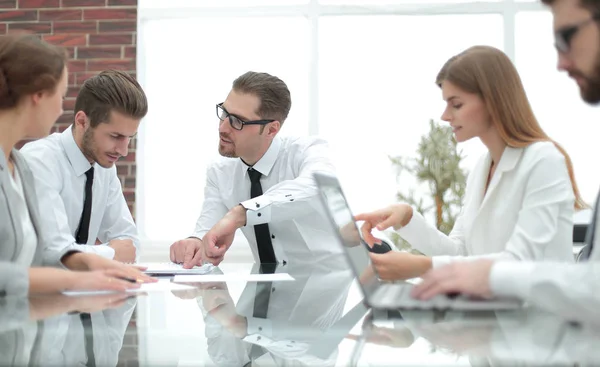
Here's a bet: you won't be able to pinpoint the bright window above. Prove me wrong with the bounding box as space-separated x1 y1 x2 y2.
137 0 596 245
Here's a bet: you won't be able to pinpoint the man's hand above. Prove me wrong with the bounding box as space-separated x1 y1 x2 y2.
108 239 137 263
170 237 203 268
369 251 432 281
200 282 248 338
75 253 157 284
411 260 495 300
192 205 246 266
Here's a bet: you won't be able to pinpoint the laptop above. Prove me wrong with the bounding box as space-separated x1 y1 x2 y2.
313 172 522 311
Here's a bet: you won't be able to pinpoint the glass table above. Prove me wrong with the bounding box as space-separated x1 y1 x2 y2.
2 260 598 366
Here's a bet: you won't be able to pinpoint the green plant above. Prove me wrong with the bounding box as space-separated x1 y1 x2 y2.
389 119 467 251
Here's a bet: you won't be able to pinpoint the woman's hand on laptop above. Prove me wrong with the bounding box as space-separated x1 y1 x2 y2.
355 204 413 245
411 260 495 300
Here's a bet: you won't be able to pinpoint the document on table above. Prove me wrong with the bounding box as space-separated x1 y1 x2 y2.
173 273 295 283
138 262 215 275
62 279 196 296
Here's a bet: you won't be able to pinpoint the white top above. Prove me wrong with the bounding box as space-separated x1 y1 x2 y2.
20 125 139 260
8 164 38 266
397 141 575 267
490 215 600 321
192 135 345 266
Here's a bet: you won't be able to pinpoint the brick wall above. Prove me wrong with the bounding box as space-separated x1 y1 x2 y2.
1 0 138 217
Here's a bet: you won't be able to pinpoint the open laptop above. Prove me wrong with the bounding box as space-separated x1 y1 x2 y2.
313 172 522 311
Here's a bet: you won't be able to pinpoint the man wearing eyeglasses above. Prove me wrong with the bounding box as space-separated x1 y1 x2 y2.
169 71 344 268
408 0 600 321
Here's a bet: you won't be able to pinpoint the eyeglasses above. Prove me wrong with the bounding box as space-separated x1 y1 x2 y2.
216 103 274 131
554 13 600 53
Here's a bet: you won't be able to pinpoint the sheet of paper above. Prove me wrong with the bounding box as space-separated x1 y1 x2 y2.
62 280 195 296
173 273 295 283
138 262 215 275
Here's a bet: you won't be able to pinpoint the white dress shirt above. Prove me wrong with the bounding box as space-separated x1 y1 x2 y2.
192 135 344 265
8 166 37 267
490 236 600 321
36 298 137 367
20 125 139 260
202 261 354 366
396 141 575 267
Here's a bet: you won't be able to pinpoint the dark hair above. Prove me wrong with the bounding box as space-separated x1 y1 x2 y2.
0 34 67 110
232 71 291 125
74 69 148 127
542 0 600 14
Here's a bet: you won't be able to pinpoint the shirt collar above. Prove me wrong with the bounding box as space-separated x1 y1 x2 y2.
242 136 282 177
494 145 523 174
60 125 93 177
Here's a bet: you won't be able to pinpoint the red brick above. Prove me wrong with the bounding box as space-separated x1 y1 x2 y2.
87 59 135 72
0 10 37 21
62 0 104 6
39 9 82 21
123 45 135 58
130 164 136 176
123 176 135 188
99 20 135 33
108 0 135 5
63 98 76 110
117 164 129 176
123 190 135 202
54 21 97 34
68 59 86 72
121 152 135 162
65 46 75 58
0 24 6 34
77 46 121 59
43 34 86 46
84 8 136 20
55 123 70 132
66 85 80 98
0 0 16 9
18 0 58 8
57 112 74 124
7 22 51 34
89 33 132 46
74 72 97 84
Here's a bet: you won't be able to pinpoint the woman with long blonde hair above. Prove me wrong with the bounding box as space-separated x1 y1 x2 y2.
356 45 583 281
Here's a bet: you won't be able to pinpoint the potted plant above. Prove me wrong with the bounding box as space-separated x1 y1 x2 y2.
389 119 468 252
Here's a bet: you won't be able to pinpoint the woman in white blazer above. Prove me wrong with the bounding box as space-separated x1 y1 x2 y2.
0 34 153 296
356 45 584 281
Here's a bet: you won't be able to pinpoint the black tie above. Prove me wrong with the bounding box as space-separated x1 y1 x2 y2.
75 167 94 245
249 264 276 362
248 168 276 264
580 191 600 261
79 313 96 367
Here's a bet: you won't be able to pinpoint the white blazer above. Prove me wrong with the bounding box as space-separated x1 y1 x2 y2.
397 141 575 267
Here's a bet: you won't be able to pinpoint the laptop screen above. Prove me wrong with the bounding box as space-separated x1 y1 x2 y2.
314 173 381 298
